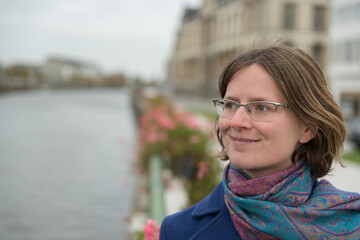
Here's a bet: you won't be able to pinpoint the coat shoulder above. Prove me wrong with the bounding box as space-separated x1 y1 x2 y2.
159 183 239 240
160 189 220 239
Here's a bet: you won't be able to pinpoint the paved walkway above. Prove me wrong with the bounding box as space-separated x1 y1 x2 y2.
324 159 360 193
325 141 360 193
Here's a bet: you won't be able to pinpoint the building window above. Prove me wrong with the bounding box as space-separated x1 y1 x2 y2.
332 44 339 63
344 42 353 62
312 44 324 68
334 3 360 23
313 5 326 31
282 40 294 47
283 3 296 30
341 97 358 120
356 40 360 62
217 0 229 8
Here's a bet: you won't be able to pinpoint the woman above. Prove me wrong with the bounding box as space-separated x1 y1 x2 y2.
159 45 360 239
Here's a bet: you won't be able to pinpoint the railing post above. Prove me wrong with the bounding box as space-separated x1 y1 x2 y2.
149 155 166 224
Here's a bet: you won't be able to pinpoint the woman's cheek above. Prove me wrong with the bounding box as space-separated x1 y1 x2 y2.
219 118 230 135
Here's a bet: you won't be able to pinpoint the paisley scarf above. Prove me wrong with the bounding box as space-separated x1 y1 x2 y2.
223 160 360 239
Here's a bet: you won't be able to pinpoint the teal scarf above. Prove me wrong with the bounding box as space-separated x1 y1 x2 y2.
223 160 360 239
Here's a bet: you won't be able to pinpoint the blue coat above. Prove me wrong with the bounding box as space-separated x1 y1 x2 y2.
159 183 240 239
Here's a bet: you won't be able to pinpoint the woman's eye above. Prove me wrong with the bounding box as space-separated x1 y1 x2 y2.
224 102 236 109
257 105 268 111
253 103 274 112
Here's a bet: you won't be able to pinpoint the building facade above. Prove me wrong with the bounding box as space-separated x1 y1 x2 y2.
330 0 360 120
0 64 42 91
167 0 330 97
42 57 102 87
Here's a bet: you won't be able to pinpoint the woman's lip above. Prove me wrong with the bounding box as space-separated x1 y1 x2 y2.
231 137 260 142
231 137 260 147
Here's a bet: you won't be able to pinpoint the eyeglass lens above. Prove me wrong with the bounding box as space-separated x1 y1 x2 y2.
215 101 277 122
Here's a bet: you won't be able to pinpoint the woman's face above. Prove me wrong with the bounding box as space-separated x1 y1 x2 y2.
219 64 313 178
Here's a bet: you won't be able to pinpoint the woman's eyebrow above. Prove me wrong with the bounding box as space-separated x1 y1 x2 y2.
223 96 274 102
249 97 273 102
223 96 238 101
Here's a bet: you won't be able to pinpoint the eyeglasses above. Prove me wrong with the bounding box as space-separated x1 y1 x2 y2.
212 98 289 122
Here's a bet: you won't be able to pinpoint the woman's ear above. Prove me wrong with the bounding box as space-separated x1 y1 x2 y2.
299 127 316 144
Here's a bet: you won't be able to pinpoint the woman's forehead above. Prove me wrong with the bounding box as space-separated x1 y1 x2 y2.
224 64 285 102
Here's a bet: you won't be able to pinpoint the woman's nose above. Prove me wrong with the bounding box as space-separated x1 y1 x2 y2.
229 106 252 129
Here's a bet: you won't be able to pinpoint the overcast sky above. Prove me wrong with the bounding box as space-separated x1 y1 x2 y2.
0 0 201 80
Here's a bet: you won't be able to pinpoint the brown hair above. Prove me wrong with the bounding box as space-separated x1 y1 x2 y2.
216 45 346 178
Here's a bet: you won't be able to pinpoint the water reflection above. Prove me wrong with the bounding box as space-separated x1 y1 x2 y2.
0 89 136 240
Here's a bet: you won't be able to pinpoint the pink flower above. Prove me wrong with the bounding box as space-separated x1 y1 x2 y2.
185 116 201 130
197 161 209 179
143 219 160 240
154 105 166 115
157 113 175 130
147 131 158 143
174 108 187 121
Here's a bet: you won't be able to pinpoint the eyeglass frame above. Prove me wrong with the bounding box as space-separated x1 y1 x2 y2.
212 98 289 122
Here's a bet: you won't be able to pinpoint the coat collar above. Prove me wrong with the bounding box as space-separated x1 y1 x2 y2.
190 183 240 239
191 182 226 217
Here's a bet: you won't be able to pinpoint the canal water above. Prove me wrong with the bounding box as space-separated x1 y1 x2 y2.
0 89 137 240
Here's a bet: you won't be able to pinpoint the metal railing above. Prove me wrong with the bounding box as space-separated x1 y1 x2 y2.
149 155 166 224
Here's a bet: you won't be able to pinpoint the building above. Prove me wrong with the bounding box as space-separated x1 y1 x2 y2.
167 0 330 97
42 57 102 87
330 0 360 120
0 64 42 90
